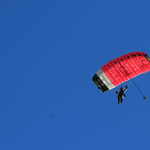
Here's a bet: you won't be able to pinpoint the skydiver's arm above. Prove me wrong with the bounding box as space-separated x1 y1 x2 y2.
123 85 128 93
116 91 119 95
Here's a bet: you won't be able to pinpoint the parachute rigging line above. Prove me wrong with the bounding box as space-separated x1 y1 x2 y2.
131 78 147 100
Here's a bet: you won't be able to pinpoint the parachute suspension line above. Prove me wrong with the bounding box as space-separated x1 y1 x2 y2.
131 79 147 100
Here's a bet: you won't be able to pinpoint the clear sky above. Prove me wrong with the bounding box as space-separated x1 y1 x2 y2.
1 1 150 150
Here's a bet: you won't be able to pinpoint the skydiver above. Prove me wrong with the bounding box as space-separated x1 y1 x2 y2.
116 85 128 104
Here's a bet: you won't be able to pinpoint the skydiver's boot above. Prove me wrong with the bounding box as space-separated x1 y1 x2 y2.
118 100 120 104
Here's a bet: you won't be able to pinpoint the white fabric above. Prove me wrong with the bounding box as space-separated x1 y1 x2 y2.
96 69 115 90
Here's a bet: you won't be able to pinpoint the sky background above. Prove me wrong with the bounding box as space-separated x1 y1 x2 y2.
1 1 150 150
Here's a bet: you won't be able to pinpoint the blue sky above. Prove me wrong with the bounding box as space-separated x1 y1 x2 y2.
1 1 150 150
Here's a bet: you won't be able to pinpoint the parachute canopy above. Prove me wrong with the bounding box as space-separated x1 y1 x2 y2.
92 52 150 92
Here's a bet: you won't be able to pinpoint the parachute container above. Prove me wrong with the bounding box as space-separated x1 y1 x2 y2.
92 52 150 92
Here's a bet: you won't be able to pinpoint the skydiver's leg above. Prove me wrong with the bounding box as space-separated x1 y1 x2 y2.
118 95 120 104
121 97 123 104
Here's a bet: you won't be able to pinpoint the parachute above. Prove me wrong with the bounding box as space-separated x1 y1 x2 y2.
92 52 150 92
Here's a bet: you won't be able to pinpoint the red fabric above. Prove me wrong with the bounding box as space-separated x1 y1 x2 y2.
101 52 150 87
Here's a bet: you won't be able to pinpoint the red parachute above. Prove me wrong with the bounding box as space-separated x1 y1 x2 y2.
92 52 150 92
